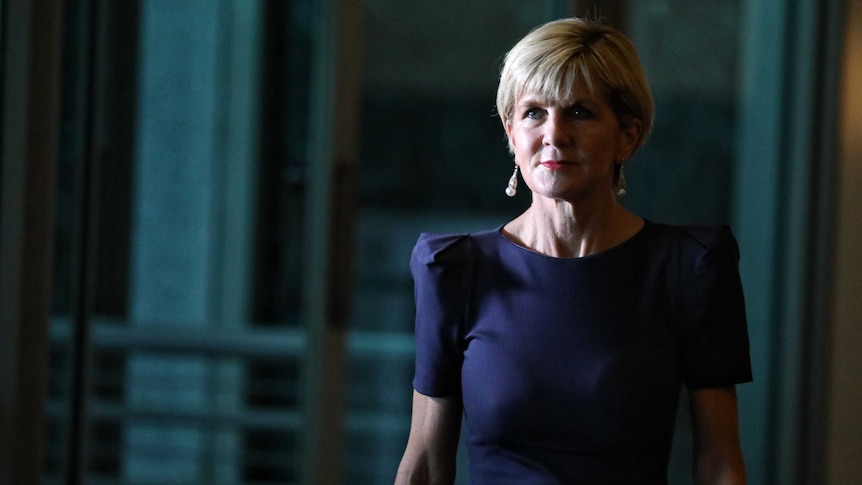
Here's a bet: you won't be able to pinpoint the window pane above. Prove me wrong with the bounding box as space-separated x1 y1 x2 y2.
624 1 741 225
47 1 315 483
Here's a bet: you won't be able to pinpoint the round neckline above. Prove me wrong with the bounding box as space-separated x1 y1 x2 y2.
495 219 651 261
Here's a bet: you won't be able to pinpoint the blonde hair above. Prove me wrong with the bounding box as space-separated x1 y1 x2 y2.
496 17 654 154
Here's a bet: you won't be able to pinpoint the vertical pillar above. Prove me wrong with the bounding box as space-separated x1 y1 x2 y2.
0 0 63 484
299 0 363 483
125 1 261 481
827 0 862 482
733 1 788 482
125 0 219 481
209 1 262 482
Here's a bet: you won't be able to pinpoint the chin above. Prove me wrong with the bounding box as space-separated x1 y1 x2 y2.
538 186 607 204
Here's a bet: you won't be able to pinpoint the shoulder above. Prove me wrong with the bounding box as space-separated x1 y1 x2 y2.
411 226 502 269
646 222 740 267
679 224 739 254
411 233 471 269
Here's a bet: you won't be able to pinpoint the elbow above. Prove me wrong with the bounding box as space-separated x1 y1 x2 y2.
695 470 746 485
394 467 422 485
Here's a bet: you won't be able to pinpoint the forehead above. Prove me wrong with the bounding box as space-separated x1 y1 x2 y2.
515 84 608 108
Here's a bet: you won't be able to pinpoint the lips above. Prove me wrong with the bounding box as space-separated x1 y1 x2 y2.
539 160 572 170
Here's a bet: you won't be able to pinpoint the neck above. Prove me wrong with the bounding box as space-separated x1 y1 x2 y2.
504 193 642 258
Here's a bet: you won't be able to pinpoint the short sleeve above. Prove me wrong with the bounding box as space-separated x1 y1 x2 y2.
410 233 472 397
677 226 753 390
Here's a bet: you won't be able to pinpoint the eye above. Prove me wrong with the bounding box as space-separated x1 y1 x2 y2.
567 105 594 119
521 103 546 120
523 107 544 119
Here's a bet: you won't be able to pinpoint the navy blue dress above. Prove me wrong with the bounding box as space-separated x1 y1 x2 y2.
410 221 752 484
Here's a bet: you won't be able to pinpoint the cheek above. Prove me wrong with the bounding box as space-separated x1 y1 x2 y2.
510 129 537 155
508 128 520 150
580 133 616 157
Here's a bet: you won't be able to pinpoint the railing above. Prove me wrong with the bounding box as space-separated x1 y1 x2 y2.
45 317 415 484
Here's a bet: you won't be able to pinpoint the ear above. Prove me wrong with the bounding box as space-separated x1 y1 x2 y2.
503 119 515 155
504 119 516 153
618 119 642 160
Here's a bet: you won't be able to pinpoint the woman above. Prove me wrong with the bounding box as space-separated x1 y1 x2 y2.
395 17 751 485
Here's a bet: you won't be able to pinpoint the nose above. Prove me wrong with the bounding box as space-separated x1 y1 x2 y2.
542 112 571 147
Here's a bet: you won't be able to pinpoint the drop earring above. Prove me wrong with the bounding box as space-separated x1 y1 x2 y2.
616 163 627 197
505 163 519 197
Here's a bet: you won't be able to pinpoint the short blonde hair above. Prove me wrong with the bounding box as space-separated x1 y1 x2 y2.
496 17 654 154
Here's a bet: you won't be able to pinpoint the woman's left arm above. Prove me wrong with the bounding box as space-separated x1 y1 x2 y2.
689 385 746 485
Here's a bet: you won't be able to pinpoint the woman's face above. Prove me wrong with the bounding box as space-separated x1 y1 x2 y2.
505 82 640 203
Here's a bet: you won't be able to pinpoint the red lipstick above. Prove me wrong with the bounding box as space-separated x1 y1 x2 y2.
540 160 571 170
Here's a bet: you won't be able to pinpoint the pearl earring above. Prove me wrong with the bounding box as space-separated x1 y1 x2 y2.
505 164 519 197
616 163 627 197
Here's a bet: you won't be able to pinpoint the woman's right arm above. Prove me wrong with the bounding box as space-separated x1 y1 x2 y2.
394 389 462 485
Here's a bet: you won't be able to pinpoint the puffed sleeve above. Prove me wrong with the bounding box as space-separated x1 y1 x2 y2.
410 232 472 398
677 226 753 390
